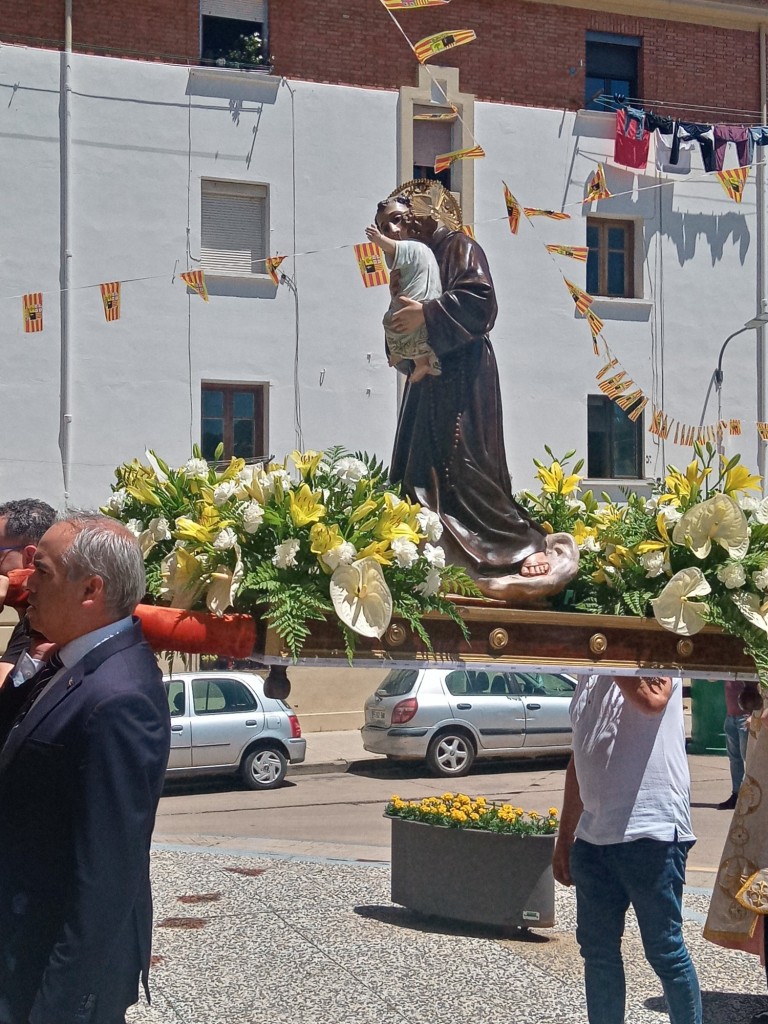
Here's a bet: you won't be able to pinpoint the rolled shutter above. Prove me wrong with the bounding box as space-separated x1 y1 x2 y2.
200 180 267 274
201 0 267 21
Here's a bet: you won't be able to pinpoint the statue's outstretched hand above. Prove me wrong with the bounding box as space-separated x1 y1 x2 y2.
391 296 425 333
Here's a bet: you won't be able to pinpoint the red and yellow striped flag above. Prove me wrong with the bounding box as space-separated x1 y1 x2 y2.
546 244 588 262
100 282 121 322
585 307 604 355
758 422 768 441
414 29 476 64
627 397 648 422
23 292 43 333
461 225 475 239
502 182 520 235
180 270 209 302
381 0 450 7
583 164 612 203
266 255 285 286
354 243 389 288
649 409 671 440
717 167 749 203
564 278 593 315
730 418 743 436
413 105 458 122
434 144 484 174
524 208 571 220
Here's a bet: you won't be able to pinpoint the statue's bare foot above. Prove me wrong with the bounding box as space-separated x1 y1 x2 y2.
519 552 550 577
408 363 431 384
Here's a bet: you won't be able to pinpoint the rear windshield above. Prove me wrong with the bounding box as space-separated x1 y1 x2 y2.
376 669 419 697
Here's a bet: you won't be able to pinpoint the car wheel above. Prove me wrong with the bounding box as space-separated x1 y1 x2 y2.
241 747 288 790
426 732 475 778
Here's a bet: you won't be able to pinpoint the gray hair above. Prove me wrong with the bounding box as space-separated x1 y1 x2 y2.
59 512 146 617
0 499 57 545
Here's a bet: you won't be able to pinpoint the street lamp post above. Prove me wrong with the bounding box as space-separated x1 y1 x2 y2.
713 311 768 458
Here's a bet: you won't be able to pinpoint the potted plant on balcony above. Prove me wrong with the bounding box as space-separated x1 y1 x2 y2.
386 794 558 929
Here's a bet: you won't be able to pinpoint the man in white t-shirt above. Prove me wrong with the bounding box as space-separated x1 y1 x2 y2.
553 674 701 1024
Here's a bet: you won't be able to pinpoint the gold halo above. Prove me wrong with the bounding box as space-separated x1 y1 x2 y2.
386 179 463 231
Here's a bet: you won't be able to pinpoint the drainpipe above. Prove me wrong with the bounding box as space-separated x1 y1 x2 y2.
59 0 73 504
758 24 768 493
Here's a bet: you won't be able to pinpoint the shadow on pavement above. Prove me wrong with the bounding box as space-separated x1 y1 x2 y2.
354 903 554 943
161 776 298 797
348 754 570 781
646 991 767 1022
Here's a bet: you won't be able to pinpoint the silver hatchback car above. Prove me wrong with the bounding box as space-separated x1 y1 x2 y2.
163 671 306 790
361 667 575 777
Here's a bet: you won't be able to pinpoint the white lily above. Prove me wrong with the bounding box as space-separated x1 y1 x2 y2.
731 590 768 636
145 449 169 484
137 516 171 558
206 547 244 616
672 493 750 560
650 567 711 636
159 548 206 610
330 557 393 638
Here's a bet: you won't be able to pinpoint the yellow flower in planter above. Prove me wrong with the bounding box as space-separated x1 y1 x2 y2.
386 793 558 835
651 567 711 636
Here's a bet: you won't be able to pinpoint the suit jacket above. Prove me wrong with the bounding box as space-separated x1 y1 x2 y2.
0 619 171 1024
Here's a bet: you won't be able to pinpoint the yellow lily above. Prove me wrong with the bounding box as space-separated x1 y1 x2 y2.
288 484 326 528
159 547 206 609
348 498 379 525
125 478 163 507
664 461 711 504
536 461 581 496
721 461 762 497
357 539 395 565
174 505 222 544
309 522 343 556
289 449 323 479
636 513 672 554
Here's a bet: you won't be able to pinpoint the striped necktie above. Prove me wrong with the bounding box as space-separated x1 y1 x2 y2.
11 652 64 727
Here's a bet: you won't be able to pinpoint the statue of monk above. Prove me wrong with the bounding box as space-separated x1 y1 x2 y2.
380 181 578 603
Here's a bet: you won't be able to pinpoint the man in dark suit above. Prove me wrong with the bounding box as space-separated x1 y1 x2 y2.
0 513 171 1024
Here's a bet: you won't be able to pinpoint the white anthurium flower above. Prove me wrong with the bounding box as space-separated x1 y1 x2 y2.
137 516 172 558
731 591 768 635
145 449 169 484
125 518 144 539
213 527 238 551
391 537 418 568
241 500 264 533
330 557 393 638
416 567 442 598
106 488 129 514
650 567 711 636
753 568 768 591
321 541 357 571
206 547 244 616
672 493 750 560
184 457 209 480
661 505 683 526
212 480 237 506
754 498 768 525
334 457 368 485
640 550 666 579
423 543 446 568
417 509 443 542
272 538 300 569
739 495 760 513
716 563 747 590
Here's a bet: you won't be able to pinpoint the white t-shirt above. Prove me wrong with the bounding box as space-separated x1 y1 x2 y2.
571 674 694 845
386 239 442 303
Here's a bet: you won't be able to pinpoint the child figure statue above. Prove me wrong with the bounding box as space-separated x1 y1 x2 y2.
365 199 443 383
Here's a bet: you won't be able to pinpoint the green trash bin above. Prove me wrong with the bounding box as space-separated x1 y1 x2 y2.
688 679 727 755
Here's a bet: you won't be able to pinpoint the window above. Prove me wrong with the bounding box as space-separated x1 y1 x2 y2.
202 382 267 460
200 179 267 275
413 112 453 190
588 395 644 479
165 680 186 717
192 677 258 714
585 32 640 110
586 218 635 298
201 0 268 69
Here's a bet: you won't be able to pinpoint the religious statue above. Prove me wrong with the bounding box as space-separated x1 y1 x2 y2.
376 180 578 604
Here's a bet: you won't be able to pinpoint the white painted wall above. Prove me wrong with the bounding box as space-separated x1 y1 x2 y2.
0 44 761 511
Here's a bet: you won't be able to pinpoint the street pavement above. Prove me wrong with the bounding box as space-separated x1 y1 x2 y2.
134 728 768 1024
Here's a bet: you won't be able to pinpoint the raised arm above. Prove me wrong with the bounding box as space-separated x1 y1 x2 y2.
614 675 672 715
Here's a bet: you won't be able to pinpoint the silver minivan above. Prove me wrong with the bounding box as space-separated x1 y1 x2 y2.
163 671 306 790
361 667 575 777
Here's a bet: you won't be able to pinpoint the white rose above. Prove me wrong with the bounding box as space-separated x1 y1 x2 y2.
391 537 418 568
334 457 368 485
184 457 209 479
716 563 747 589
213 480 237 506
321 541 356 570
739 495 759 513
640 550 666 578
416 567 442 598
417 509 443 542
661 505 683 526
125 518 144 539
423 543 446 568
273 538 300 569
645 497 660 513
241 500 264 533
147 516 171 542
753 568 768 591
581 535 600 553
753 498 768 524
107 488 129 514
213 527 238 551
566 497 586 512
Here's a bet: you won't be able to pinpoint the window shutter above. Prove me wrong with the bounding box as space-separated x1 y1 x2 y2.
200 180 267 275
201 0 267 21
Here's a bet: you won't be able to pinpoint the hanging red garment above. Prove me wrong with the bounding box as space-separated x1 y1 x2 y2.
614 108 650 170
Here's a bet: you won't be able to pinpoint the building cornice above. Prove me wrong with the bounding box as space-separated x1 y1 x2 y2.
522 0 768 31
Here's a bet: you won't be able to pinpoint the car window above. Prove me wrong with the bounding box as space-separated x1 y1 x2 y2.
165 680 185 718
444 670 470 696
376 669 419 697
517 672 575 697
192 678 259 714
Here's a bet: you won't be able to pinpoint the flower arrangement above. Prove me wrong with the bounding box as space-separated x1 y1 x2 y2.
385 793 559 835
517 443 768 681
101 446 477 659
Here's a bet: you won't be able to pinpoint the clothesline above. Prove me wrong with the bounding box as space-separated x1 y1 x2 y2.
596 93 766 124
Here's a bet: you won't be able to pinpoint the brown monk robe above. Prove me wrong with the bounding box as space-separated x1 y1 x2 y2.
388 210 548 580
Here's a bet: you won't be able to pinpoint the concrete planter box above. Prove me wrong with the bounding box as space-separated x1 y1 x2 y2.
390 817 556 929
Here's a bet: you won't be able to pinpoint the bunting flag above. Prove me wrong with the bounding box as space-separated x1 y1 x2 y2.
717 167 749 203
414 29 476 63
266 255 286 286
649 410 671 440
583 164 612 203
381 0 449 7
615 388 645 414
730 418 743 436
23 292 43 333
564 278 594 315
758 422 768 441
598 371 630 399
585 307 604 348
100 281 121 322
545 244 589 262
461 225 475 239
354 242 389 288
627 397 648 422
414 105 458 122
433 144 485 174
502 182 521 235
180 270 209 302
596 357 619 380
523 208 571 221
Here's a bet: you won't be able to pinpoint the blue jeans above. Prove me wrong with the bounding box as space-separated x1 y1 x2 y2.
570 838 701 1024
724 713 749 793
